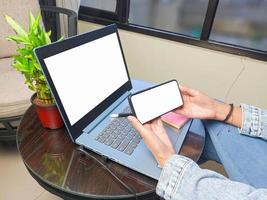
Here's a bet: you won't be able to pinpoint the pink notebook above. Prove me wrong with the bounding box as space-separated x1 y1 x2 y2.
161 112 189 129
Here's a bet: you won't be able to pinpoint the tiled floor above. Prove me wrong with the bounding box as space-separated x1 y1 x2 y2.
201 160 228 177
0 141 227 200
0 142 62 200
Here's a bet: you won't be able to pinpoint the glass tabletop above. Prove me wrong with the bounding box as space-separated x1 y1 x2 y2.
17 80 205 199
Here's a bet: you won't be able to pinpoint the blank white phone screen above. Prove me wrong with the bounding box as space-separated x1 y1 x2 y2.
44 33 129 125
131 81 183 124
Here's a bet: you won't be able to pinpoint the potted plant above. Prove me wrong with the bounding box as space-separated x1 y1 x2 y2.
5 13 63 129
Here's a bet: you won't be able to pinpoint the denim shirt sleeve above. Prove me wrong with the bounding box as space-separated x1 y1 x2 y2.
156 154 267 200
239 104 267 140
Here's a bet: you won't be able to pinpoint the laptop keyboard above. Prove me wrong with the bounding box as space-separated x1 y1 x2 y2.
94 107 142 155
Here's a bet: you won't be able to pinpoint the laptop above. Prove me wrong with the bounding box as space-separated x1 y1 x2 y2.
34 24 191 180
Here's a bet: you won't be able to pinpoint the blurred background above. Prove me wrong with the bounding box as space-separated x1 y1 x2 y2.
81 0 267 52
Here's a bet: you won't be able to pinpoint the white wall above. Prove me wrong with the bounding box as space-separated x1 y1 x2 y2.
78 21 267 109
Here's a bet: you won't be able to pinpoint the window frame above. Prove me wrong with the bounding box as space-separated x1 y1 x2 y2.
79 0 267 62
79 0 129 23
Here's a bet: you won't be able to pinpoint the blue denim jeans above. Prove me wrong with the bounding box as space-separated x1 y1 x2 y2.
156 104 267 199
202 120 267 188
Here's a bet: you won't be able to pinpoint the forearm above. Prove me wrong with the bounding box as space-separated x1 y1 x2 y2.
213 101 242 128
212 101 267 140
157 155 267 200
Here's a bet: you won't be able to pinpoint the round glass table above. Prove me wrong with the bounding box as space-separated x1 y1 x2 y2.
17 80 205 200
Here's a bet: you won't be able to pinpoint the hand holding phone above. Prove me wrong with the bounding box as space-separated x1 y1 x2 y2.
128 80 183 124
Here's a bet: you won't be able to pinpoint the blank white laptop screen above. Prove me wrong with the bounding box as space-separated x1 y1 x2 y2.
44 33 129 125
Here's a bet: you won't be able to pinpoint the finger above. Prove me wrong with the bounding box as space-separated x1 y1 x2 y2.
155 118 165 131
127 116 142 131
144 123 153 132
149 118 173 149
181 93 191 102
128 116 163 153
128 116 174 167
150 118 165 132
180 85 199 96
127 116 153 139
174 107 187 116
155 120 174 149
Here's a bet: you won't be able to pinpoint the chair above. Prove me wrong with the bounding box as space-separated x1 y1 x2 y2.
0 0 77 141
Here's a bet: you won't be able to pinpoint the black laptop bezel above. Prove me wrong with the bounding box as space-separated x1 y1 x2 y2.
34 24 132 141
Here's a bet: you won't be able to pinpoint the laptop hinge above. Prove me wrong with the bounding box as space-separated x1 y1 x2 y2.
81 91 130 134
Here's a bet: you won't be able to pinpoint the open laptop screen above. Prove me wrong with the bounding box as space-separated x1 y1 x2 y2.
44 33 128 125
34 25 132 141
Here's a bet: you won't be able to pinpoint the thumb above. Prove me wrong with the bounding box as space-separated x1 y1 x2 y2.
127 116 149 138
128 116 158 144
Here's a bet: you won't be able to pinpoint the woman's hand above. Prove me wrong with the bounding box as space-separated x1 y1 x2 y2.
128 116 175 168
176 86 230 121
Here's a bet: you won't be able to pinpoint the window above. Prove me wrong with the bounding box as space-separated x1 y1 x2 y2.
210 0 267 52
79 0 129 23
129 0 209 38
79 0 267 61
80 0 117 12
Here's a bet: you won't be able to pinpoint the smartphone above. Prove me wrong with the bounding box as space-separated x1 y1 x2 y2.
128 80 183 124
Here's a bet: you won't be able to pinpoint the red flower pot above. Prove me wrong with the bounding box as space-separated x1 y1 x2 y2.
31 94 64 129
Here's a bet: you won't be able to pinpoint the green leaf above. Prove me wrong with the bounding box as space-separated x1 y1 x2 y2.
29 12 35 31
39 74 46 81
39 30 46 44
44 31 51 44
25 82 35 91
24 76 35 91
13 61 30 73
33 62 41 70
6 35 29 44
17 48 32 56
57 36 64 42
28 32 41 47
5 12 54 99
27 60 35 73
14 55 27 65
31 13 41 34
47 30 51 37
5 15 27 38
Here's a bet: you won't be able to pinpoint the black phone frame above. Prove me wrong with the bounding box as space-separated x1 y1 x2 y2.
128 79 183 124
